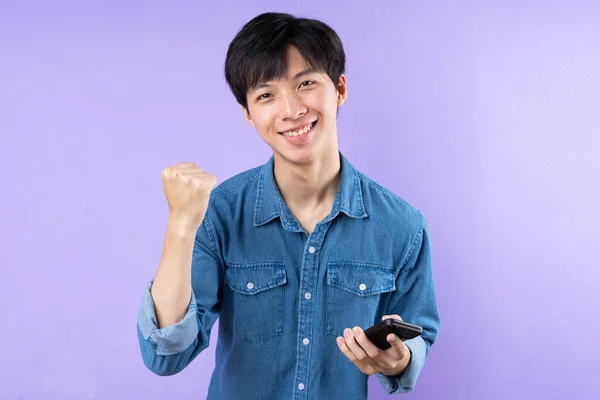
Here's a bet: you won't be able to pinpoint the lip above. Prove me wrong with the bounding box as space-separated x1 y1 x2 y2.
280 119 317 143
279 120 317 135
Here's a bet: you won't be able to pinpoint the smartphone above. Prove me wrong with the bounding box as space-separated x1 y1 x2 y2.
363 319 423 350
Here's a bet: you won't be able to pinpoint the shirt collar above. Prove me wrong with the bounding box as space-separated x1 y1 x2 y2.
253 152 368 230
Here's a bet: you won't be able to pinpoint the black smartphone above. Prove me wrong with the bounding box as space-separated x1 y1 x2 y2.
363 319 423 350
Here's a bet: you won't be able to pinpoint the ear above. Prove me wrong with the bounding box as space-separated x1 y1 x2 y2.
336 74 348 107
243 106 255 128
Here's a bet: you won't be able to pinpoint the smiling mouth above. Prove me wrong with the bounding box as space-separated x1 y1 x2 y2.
279 120 318 137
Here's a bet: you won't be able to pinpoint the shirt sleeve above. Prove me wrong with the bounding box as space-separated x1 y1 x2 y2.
136 213 223 376
376 214 441 394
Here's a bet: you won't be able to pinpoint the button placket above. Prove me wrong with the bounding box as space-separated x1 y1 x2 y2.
294 224 330 400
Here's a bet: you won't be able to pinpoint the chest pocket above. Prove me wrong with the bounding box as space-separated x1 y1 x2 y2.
325 262 396 336
224 262 287 343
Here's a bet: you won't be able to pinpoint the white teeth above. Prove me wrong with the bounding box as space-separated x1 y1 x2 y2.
282 122 314 137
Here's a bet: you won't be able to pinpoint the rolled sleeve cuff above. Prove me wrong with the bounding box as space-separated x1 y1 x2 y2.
376 335 427 394
137 280 199 356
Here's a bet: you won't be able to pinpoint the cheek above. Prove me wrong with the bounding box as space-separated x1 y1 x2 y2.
306 91 327 109
254 117 277 138
313 89 338 112
246 109 270 130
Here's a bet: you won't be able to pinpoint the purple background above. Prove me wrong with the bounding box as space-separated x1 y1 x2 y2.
2 1 599 399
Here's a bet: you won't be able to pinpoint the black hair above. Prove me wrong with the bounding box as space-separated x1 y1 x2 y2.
224 12 346 111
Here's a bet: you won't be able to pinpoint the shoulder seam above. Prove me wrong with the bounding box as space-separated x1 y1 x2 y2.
400 212 426 271
211 170 261 198
357 172 418 212
200 211 219 256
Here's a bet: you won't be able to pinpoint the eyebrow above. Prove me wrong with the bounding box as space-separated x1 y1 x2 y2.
250 67 318 93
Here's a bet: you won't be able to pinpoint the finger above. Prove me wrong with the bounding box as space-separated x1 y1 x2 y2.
178 165 202 173
170 171 207 182
344 328 370 362
352 326 386 361
386 334 410 360
336 336 359 364
162 164 199 179
382 314 403 321
179 169 208 176
173 162 196 168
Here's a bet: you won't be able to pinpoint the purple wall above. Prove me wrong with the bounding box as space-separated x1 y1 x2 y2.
2 1 599 399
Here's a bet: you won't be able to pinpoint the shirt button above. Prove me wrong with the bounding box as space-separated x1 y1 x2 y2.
304 292 311 300
359 283 366 291
247 282 254 290
303 338 310 345
308 246 316 254
298 383 305 390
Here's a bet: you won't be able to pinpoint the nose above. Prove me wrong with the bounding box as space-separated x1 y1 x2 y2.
278 92 307 121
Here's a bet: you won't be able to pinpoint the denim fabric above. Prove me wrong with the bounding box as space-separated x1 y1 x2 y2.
137 152 440 399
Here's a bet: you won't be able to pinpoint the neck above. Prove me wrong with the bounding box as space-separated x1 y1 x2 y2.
273 149 341 210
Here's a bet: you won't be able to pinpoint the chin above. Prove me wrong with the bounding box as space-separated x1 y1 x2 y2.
275 148 317 165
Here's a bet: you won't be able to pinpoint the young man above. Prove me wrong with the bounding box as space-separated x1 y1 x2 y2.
137 12 440 399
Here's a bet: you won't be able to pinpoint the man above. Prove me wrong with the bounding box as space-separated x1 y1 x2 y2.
137 12 440 399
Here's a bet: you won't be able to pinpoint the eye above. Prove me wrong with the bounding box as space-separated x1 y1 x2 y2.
300 80 315 88
257 93 272 101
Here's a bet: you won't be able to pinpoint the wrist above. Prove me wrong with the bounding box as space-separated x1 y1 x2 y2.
167 213 200 237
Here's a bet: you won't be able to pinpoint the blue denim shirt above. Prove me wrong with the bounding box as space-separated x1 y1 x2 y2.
137 153 440 399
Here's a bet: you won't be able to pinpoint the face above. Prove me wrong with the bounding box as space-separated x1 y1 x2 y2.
243 45 348 166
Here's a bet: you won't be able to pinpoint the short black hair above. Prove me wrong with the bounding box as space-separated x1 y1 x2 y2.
224 12 346 111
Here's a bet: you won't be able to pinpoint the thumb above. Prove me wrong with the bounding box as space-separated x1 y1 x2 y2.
387 333 410 358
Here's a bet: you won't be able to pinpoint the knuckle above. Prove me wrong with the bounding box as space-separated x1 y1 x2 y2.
193 179 205 190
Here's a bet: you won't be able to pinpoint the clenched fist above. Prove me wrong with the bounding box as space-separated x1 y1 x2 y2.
161 162 217 231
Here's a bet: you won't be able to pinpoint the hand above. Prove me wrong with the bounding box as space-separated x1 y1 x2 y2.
161 162 217 232
336 314 411 377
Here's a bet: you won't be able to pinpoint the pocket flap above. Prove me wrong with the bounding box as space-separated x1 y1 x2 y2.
225 262 287 295
327 262 395 297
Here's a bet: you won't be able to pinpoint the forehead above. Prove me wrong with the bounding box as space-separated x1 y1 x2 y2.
248 46 323 93
285 45 311 70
